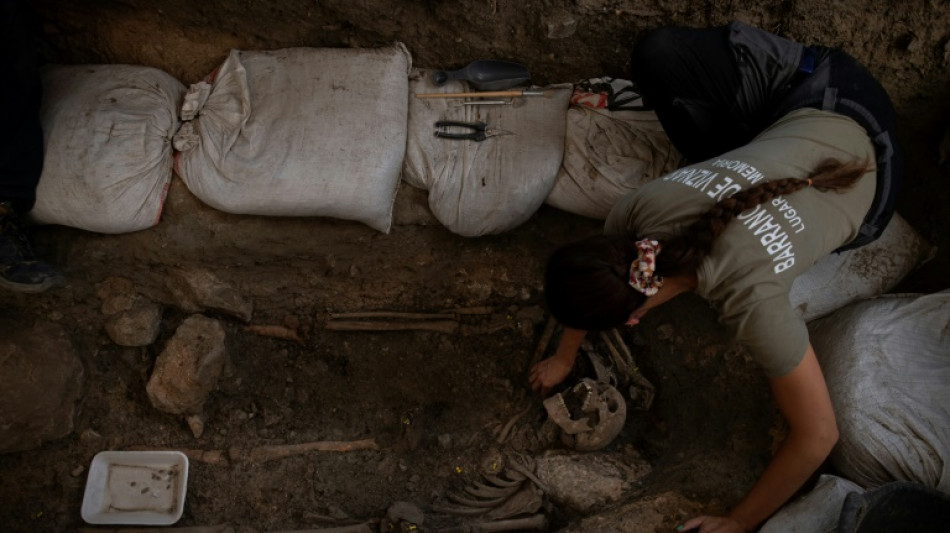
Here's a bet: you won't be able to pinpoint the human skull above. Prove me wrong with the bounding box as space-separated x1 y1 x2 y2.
542 378 627 451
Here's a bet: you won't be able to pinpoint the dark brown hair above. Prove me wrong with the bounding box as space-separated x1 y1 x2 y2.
545 158 870 330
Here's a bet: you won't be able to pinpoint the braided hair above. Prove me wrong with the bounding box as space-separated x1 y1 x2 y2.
545 158 870 330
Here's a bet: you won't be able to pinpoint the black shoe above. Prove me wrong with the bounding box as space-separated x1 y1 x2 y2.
0 204 64 293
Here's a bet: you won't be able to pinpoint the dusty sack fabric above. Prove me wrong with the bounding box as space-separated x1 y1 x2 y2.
403 68 571 236
173 45 411 233
808 291 950 492
545 103 683 220
789 213 934 321
30 64 185 233
759 474 865 533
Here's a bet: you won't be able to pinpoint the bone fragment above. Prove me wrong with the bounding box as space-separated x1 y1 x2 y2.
447 490 509 508
267 524 375 533
609 328 635 368
79 527 234 533
505 458 553 495
464 479 522 499
328 311 456 320
230 439 379 464
440 306 495 315
325 320 458 333
599 330 631 379
484 484 543 520
527 317 558 372
245 324 304 344
182 448 229 466
126 446 229 466
496 403 534 444
475 513 549 532
430 503 489 516
629 371 657 411
426 513 550 533
599 329 655 409
480 471 525 488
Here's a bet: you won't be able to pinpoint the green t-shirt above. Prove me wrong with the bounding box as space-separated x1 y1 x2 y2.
605 108 876 376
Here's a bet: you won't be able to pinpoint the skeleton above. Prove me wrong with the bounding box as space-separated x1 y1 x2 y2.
542 377 627 452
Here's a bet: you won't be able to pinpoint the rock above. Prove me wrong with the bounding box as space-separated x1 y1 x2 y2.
96 276 136 315
545 11 578 39
0 320 84 453
383 501 425 532
438 433 453 450
186 413 206 438
146 314 228 415
104 296 163 346
535 451 650 513
165 267 253 322
97 277 164 346
560 491 704 532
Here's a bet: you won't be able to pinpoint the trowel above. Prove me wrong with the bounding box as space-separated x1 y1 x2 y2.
431 59 530 91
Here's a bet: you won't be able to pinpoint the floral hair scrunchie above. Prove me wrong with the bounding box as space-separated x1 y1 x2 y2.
629 238 663 296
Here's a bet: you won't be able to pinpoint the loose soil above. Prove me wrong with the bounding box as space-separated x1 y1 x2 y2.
2 1 949 532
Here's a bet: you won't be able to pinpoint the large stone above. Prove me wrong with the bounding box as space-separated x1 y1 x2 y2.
146 314 227 415
104 296 163 346
535 450 650 514
164 267 253 322
560 491 704 532
0 320 84 453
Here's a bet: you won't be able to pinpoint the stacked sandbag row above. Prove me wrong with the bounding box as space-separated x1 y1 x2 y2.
30 45 576 238
29 46 935 321
31 44 412 235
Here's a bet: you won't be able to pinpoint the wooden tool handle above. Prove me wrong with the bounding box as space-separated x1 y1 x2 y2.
414 89 547 99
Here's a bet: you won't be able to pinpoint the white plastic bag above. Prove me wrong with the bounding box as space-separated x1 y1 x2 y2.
809 291 950 492
790 213 935 321
403 69 571 236
173 44 411 233
545 103 682 220
31 65 184 233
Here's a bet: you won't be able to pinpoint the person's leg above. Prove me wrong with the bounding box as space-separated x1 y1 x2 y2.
0 0 44 211
630 25 747 162
0 0 62 292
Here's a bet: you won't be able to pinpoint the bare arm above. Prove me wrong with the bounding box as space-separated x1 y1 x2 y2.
683 343 839 532
528 326 586 396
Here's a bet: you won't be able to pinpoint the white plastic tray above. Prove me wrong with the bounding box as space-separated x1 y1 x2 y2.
81 450 189 525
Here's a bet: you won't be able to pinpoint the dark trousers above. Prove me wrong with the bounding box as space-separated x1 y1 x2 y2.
0 0 44 214
631 25 749 163
630 22 903 250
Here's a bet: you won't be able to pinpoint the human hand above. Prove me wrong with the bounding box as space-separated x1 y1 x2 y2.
528 357 573 396
678 515 748 533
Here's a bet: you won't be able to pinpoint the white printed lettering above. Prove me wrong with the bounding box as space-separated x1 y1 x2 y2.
774 257 795 273
753 219 781 237
706 177 740 201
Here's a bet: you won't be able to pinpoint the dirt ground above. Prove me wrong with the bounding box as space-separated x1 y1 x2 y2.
2 1 949 531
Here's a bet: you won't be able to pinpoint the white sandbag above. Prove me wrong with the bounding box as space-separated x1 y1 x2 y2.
173 45 411 233
404 69 571 236
809 291 950 492
759 474 864 533
790 213 935 321
545 104 682 220
30 65 185 233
